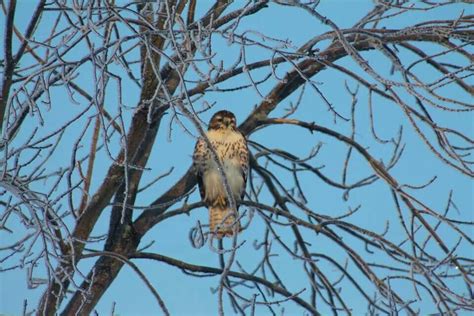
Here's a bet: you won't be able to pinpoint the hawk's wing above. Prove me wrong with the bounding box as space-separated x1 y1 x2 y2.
236 131 249 200
192 137 206 200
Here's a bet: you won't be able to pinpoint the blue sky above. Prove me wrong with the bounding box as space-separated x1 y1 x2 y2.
1 1 473 315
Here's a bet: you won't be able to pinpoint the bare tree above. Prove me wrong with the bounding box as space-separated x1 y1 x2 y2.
1 0 473 315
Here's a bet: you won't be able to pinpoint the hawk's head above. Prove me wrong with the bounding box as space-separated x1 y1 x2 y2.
208 110 237 131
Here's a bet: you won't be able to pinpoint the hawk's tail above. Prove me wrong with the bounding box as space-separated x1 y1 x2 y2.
209 206 240 238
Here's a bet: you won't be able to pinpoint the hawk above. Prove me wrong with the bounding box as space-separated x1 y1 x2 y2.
193 110 249 238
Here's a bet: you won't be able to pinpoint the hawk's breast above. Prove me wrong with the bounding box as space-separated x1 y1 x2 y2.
202 129 245 203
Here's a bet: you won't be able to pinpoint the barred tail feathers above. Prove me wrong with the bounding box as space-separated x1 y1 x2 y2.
209 206 240 238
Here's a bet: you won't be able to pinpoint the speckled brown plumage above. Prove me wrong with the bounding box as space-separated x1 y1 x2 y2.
193 110 249 238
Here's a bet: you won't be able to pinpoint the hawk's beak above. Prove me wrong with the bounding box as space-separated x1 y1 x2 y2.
223 118 232 127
